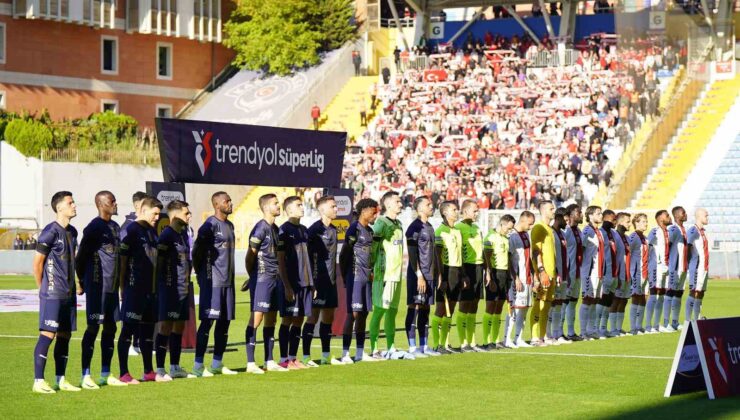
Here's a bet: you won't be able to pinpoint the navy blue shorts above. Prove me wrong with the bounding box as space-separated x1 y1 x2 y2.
406 276 435 306
39 296 77 332
122 292 157 323
250 279 279 313
313 280 338 309
158 291 190 322
85 287 120 325
278 284 313 317
346 276 372 313
199 284 236 320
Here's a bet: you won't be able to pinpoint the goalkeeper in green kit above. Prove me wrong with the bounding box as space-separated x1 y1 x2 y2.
368 191 406 359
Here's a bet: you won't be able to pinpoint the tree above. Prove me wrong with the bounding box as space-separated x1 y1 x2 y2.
224 0 358 76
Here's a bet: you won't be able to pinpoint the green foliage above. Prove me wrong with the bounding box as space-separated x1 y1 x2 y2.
1 111 140 157
3 118 53 157
224 0 357 76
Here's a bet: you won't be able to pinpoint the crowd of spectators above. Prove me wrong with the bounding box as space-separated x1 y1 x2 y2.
342 33 683 211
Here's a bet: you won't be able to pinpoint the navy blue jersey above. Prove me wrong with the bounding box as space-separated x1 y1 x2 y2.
194 216 235 288
76 217 120 294
308 220 338 286
249 220 282 281
119 212 136 241
157 220 191 299
345 221 373 283
37 222 78 299
406 218 435 282
120 221 158 296
279 221 312 288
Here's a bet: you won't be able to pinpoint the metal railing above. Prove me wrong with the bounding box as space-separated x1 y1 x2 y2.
41 148 161 166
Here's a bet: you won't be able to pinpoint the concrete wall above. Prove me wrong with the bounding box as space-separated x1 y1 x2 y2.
0 142 44 228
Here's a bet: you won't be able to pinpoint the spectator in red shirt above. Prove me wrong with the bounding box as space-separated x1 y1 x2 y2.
311 103 321 130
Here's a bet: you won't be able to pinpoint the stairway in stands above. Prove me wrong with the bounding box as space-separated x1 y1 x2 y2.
632 75 740 209
316 76 376 141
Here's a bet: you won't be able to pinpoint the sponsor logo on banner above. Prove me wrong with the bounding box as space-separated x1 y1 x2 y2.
666 317 740 399
156 190 185 207
715 61 733 74
335 196 352 217
156 119 346 187
649 11 665 30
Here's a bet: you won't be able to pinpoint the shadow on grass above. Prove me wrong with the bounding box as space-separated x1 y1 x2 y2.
601 392 740 419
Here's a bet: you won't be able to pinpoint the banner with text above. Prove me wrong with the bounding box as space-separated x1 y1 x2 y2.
155 118 346 187
665 317 740 399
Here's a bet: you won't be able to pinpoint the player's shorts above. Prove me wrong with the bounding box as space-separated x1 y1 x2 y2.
39 296 77 332
279 284 313 317
508 281 532 309
486 269 510 301
631 275 649 296
250 278 279 313
554 278 569 301
313 280 338 309
581 269 603 299
614 277 630 299
372 280 401 310
85 289 120 325
346 275 372 313
654 266 668 289
602 273 617 294
122 292 157 323
158 296 189 322
689 272 708 292
407 275 435 306
436 266 462 303
200 283 236 320
668 271 687 291
566 276 581 299
460 263 484 301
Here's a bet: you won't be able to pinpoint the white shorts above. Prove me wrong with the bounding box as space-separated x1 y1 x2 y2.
554 281 568 301
508 282 532 309
602 274 617 295
630 276 649 296
654 266 669 289
690 272 708 292
614 277 630 299
668 271 687 291
566 277 581 299
581 276 603 299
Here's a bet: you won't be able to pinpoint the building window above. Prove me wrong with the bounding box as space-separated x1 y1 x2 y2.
192 0 220 42
126 0 138 31
156 104 172 118
157 42 172 80
150 0 176 35
101 35 118 74
0 23 5 64
84 0 115 28
0 91 6 109
101 99 118 113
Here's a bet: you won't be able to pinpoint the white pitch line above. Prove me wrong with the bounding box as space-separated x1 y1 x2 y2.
494 351 672 360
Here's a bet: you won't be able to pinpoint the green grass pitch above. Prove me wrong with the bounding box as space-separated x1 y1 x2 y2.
0 276 738 419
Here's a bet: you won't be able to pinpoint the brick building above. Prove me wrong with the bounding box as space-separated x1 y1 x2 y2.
0 0 234 127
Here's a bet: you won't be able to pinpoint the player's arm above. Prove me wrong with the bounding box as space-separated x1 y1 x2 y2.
156 233 170 287
246 225 266 276
75 225 96 281
338 229 355 278
530 225 549 287
370 221 385 281
483 236 495 290
277 243 294 300
118 229 136 296
33 253 45 289
192 223 213 273
406 234 426 293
